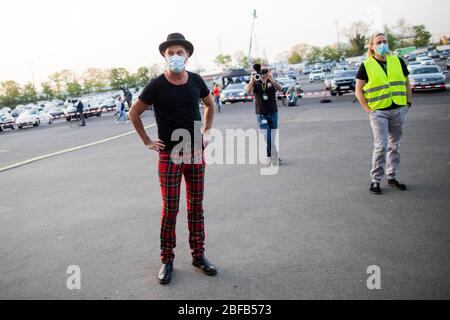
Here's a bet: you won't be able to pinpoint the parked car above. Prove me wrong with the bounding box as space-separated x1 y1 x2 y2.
1 106 12 113
303 66 313 75
220 83 251 103
416 54 428 62
275 77 303 99
420 57 435 65
408 65 447 92
440 50 450 60
16 109 53 129
99 98 116 112
447 57 450 70
47 106 66 118
309 69 325 82
324 74 335 90
407 53 417 61
0 113 16 131
329 70 358 96
427 50 440 59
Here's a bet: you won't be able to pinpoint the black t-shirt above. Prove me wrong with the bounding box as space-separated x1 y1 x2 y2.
356 57 409 109
139 72 210 152
253 80 278 115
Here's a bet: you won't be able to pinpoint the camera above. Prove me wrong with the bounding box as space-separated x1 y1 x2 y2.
253 64 268 82
253 64 262 81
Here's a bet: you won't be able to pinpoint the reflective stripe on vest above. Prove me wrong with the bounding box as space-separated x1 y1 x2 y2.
362 55 407 110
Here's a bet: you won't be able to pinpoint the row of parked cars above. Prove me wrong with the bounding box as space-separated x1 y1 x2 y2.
0 89 141 132
319 54 448 96
219 77 304 104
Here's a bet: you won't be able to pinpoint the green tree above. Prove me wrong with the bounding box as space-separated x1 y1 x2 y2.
384 25 399 50
345 21 369 56
22 82 37 102
288 51 303 64
134 67 150 86
412 25 432 48
322 46 340 61
66 81 82 97
82 68 108 93
0 81 21 106
109 68 130 90
251 57 268 66
307 47 322 63
214 54 232 69
40 81 55 99
396 18 413 47
233 51 250 69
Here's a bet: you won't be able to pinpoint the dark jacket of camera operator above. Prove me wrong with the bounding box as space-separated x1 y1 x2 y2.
245 70 282 115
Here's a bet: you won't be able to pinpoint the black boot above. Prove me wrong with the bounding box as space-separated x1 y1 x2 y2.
158 263 173 285
192 257 217 276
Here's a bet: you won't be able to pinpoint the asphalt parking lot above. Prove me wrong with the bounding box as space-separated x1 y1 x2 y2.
1 88 450 299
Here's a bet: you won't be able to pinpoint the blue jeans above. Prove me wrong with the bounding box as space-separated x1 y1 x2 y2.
117 110 128 122
214 96 221 112
256 112 278 157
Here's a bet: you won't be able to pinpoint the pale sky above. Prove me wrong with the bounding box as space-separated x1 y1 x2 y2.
1 0 448 86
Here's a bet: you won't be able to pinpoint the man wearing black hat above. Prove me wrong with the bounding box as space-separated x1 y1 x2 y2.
245 66 283 165
129 33 216 285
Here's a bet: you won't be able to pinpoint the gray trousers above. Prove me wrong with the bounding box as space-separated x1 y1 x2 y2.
369 107 409 183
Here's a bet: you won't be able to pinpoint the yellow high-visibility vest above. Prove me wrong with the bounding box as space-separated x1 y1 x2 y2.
363 55 407 110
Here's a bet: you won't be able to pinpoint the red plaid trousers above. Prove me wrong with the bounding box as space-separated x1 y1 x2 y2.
158 150 205 264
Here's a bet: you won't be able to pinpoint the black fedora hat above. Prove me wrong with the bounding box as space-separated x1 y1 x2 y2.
159 33 194 57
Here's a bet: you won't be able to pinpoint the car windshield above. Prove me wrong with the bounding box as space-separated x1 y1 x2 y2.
335 71 357 78
312 70 322 74
225 84 245 90
23 110 37 115
411 67 440 74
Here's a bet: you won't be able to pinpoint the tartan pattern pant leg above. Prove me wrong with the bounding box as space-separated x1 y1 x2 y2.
158 152 183 264
182 161 206 260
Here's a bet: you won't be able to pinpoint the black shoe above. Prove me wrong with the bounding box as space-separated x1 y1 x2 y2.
388 179 407 191
370 182 382 194
192 257 217 276
158 263 173 285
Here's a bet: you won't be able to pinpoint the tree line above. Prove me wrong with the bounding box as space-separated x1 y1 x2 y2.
0 64 163 108
285 19 436 64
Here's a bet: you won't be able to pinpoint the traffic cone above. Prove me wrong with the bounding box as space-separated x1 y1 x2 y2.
320 87 332 103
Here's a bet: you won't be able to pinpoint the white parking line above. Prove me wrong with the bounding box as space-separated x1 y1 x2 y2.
0 123 156 173
0 149 11 153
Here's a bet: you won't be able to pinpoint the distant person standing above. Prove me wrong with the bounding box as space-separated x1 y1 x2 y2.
76 100 86 126
115 96 128 124
355 32 412 194
122 88 133 109
212 83 221 113
245 65 283 165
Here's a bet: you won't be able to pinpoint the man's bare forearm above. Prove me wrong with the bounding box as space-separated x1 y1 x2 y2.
129 105 152 146
203 104 214 132
406 80 413 104
355 90 371 112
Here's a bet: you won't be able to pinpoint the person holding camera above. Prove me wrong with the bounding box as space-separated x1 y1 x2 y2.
245 65 283 165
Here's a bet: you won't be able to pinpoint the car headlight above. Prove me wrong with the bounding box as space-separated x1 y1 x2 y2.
409 79 415 85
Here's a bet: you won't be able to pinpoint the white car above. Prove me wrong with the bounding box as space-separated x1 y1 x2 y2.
420 57 435 65
309 69 325 82
16 109 53 129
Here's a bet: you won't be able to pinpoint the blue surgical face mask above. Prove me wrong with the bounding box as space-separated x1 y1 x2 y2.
376 43 389 56
167 54 186 73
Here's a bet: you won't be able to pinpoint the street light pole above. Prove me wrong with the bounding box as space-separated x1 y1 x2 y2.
248 9 257 65
335 20 341 60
